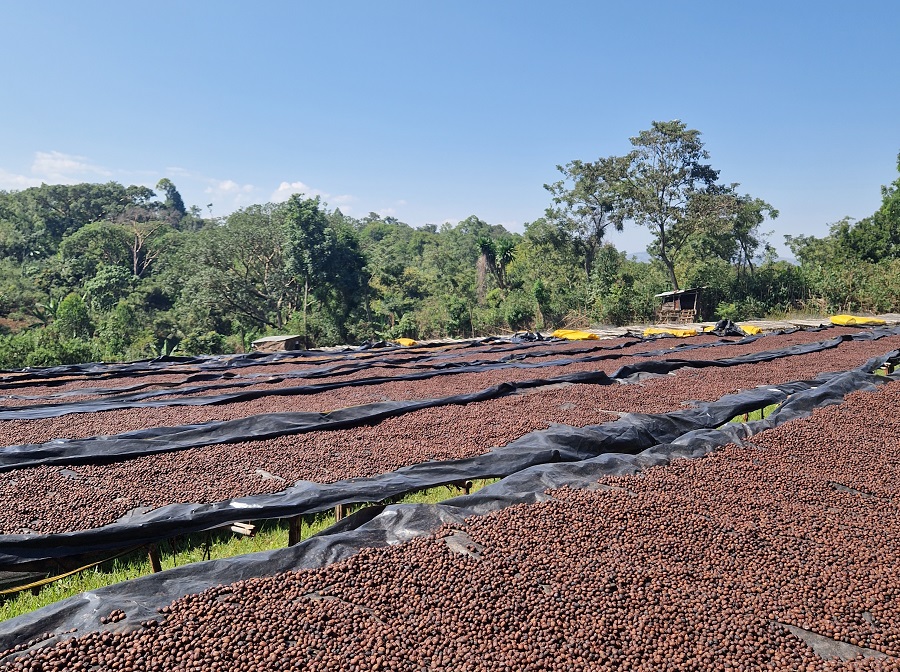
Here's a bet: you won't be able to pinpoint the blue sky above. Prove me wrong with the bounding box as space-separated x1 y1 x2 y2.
1 1 897 255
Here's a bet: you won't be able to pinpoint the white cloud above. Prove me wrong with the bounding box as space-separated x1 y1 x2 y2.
270 180 358 213
31 151 111 182
204 179 257 212
271 180 326 202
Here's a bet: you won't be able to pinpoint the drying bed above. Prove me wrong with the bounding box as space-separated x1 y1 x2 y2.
0 333 897 537
0 331 898 538
0 328 857 409
1 376 897 669
0 329 892 440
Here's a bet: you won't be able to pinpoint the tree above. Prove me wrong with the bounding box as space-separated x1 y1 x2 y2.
615 121 727 289
58 221 132 281
54 292 93 339
730 196 779 276
553 121 753 290
0 182 139 259
476 235 516 299
282 195 331 347
183 204 298 331
156 178 187 223
544 155 628 280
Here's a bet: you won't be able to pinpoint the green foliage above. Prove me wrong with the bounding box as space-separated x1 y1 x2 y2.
491 290 533 332
54 292 92 339
179 329 227 356
586 245 667 326
0 330 97 369
84 265 134 312
0 149 896 370
551 121 777 292
95 302 141 360
544 156 625 279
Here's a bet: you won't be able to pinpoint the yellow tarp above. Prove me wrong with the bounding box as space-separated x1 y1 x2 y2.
830 315 886 326
552 329 599 341
643 327 698 338
394 337 418 347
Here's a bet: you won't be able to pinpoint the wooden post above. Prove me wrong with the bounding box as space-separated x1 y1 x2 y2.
288 516 303 547
148 545 162 573
334 503 346 522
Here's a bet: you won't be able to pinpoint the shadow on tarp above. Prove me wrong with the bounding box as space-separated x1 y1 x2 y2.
0 355 895 654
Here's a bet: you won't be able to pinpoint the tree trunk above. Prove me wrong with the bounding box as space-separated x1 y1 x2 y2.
663 256 679 291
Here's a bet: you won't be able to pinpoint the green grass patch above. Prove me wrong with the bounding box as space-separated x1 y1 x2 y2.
0 479 497 622
727 403 780 424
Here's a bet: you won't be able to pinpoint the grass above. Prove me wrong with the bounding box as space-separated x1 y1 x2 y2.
728 403 780 424
0 479 498 622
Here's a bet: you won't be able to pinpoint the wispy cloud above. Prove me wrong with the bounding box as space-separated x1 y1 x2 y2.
0 151 113 190
31 151 111 181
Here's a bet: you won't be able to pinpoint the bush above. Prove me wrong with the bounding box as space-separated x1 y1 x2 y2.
179 330 227 356
502 290 536 331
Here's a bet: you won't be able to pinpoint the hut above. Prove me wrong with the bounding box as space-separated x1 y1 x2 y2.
654 288 707 323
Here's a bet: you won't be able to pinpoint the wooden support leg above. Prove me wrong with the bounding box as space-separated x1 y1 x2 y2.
148 544 162 573
288 516 303 547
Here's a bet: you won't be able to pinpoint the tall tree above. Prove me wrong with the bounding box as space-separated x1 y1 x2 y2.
544 155 628 280
183 204 298 331
553 121 746 290
614 121 723 290
156 178 187 223
282 194 331 347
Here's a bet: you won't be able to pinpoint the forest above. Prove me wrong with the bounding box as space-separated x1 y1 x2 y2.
0 121 898 368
